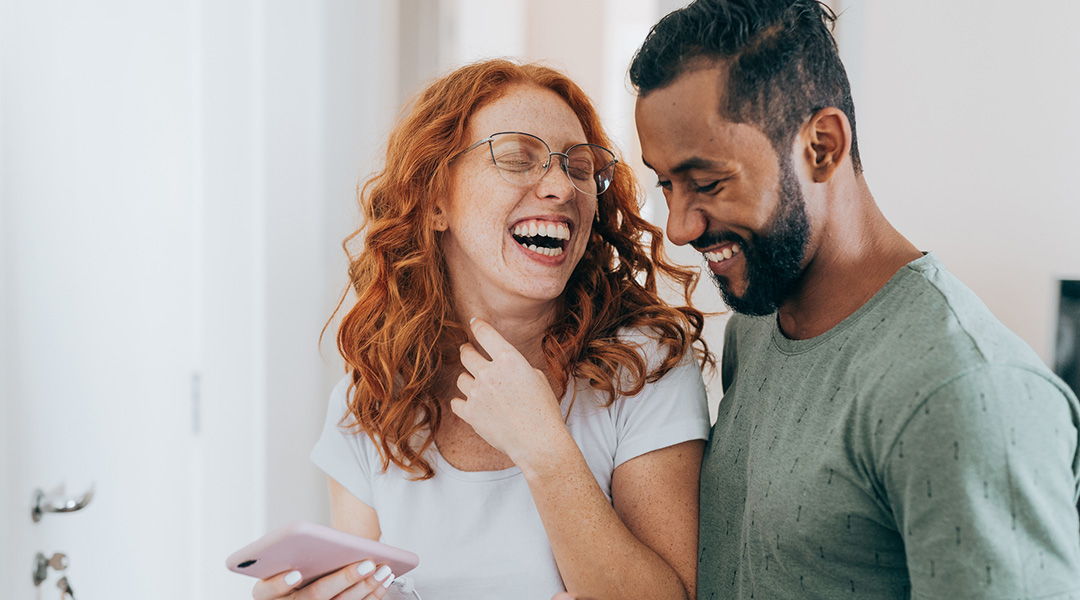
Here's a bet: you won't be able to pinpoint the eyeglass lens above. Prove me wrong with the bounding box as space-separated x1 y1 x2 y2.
488 133 615 195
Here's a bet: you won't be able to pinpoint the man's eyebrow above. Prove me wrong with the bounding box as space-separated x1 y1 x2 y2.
640 156 731 174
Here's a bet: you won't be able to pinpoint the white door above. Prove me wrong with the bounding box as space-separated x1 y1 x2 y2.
0 2 199 599
3 2 409 598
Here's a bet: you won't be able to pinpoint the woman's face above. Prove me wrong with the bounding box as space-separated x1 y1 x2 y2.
439 85 598 309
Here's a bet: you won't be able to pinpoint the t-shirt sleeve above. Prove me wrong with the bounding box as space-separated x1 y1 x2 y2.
883 365 1080 599
309 375 377 506
611 345 711 469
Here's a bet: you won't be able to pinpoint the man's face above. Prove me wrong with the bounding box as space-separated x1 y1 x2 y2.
635 66 810 316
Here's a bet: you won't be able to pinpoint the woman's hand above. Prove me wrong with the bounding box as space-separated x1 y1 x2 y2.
451 318 571 469
252 561 394 600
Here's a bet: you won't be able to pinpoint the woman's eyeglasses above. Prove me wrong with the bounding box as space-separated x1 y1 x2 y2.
450 131 617 196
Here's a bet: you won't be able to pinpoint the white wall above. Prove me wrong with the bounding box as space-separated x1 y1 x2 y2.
0 0 10 586
261 0 332 533
836 0 1080 363
200 0 401 595
196 1 268 596
261 0 404 533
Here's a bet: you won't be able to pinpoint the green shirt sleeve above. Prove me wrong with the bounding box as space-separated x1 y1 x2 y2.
882 365 1080 599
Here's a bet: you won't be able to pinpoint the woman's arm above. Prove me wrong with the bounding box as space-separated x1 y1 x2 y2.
528 438 703 599
453 319 704 600
328 476 382 539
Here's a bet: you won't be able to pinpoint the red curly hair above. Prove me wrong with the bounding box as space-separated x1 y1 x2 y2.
336 59 710 479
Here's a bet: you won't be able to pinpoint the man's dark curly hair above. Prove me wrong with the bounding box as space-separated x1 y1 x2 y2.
629 0 862 174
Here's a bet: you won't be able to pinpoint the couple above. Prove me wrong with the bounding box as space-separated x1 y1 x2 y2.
256 1 1080 599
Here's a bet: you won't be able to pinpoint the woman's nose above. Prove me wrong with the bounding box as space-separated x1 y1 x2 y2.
534 156 577 201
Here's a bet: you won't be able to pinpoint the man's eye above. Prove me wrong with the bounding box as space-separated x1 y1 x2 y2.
655 180 672 191
694 181 720 193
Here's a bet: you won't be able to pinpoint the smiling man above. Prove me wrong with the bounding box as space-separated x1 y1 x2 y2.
630 1 1080 598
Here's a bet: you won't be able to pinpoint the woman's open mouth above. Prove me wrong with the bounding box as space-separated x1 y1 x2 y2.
510 219 570 258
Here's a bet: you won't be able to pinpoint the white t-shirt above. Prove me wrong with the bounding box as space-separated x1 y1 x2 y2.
310 332 709 600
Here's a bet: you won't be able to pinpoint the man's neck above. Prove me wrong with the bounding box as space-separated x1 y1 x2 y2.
777 178 922 340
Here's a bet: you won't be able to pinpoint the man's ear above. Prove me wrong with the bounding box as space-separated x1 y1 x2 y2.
800 107 852 183
433 203 449 231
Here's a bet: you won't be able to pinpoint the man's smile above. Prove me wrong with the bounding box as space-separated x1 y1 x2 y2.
702 242 742 263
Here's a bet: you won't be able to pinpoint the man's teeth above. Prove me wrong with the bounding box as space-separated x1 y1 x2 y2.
512 221 570 240
704 245 741 262
526 244 564 257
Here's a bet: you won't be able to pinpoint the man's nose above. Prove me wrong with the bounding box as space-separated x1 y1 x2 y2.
665 191 707 246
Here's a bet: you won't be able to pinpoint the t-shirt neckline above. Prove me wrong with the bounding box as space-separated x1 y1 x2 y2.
429 442 524 482
768 251 939 355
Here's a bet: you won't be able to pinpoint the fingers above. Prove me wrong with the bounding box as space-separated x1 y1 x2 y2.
332 564 395 600
252 569 304 600
252 561 395 600
449 397 469 420
468 317 515 358
458 342 488 377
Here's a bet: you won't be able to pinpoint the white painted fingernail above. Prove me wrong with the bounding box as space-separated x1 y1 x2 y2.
284 570 302 585
373 565 391 581
357 560 375 576
383 574 396 588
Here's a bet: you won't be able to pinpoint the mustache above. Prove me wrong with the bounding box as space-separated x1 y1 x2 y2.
690 230 747 251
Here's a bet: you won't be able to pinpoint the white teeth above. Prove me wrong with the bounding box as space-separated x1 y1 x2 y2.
512 220 571 240
523 244 563 257
704 245 740 263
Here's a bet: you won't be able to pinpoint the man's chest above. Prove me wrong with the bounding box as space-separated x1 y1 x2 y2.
699 349 910 594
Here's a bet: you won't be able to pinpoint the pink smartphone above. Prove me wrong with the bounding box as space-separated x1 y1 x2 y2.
225 521 419 584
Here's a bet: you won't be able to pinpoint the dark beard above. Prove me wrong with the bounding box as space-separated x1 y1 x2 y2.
698 157 810 316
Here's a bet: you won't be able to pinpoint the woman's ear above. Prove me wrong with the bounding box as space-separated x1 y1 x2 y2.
800 107 852 184
433 203 449 231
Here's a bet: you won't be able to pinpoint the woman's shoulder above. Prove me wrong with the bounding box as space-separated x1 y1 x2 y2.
612 325 699 375
566 326 705 415
324 373 379 444
324 372 429 459
568 328 710 473
326 373 357 422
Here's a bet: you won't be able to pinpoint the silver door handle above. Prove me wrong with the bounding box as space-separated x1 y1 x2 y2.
31 484 95 522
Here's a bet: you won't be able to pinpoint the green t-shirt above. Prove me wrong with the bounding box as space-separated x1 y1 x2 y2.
700 253 1080 599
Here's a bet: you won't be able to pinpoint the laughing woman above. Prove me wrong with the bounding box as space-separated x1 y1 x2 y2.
254 59 712 600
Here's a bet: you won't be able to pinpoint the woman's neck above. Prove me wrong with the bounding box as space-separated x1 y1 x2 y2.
453 294 559 367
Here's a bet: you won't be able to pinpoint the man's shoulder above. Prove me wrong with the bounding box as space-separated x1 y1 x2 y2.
843 255 1075 428
852 254 1047 378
